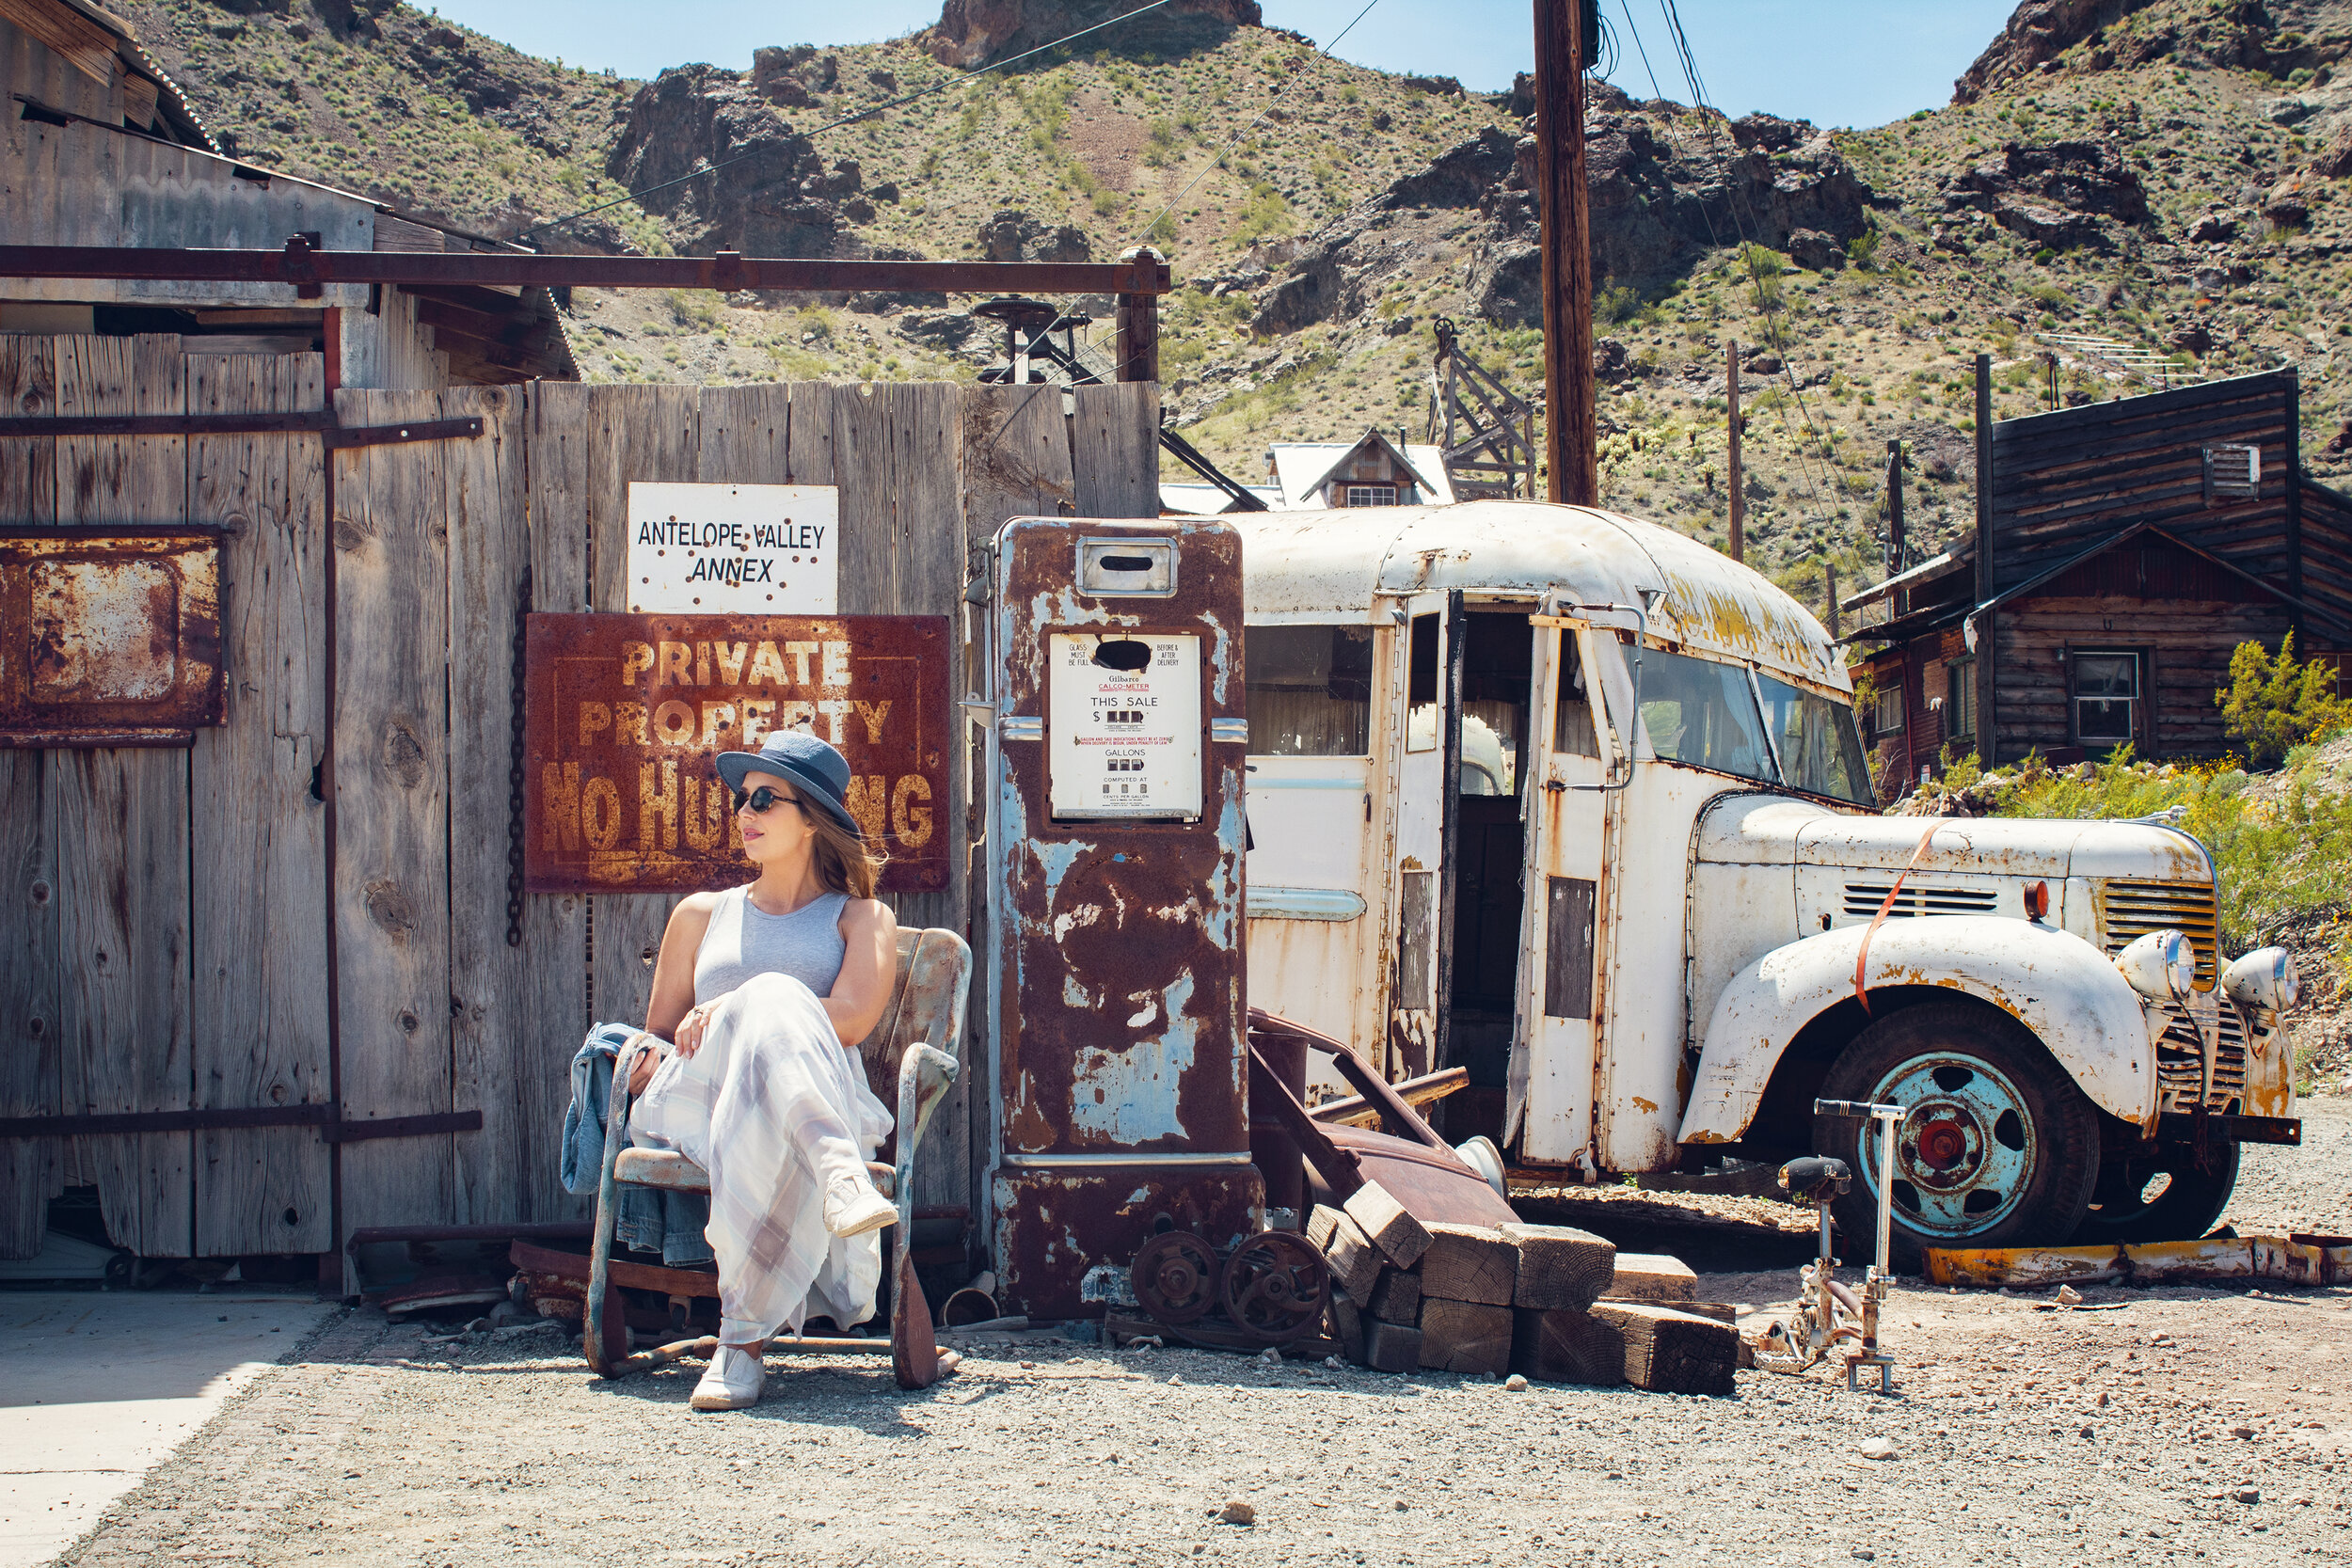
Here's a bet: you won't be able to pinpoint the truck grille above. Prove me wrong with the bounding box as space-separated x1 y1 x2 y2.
1841 883 1999 919
2102 879 2218 992
2152 1002 2249 1113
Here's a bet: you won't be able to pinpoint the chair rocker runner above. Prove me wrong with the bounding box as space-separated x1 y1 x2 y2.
583 927 972 1390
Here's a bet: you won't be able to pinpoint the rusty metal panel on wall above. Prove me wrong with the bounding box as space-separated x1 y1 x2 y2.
0 526 224 748
522 612 950 894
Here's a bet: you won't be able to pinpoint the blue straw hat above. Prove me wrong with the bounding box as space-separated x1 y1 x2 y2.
712 731 862 840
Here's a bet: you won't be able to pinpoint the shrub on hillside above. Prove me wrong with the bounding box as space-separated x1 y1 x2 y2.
2217 631 2349 769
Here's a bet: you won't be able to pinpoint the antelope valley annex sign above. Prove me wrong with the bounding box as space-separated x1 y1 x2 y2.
522 613 950 894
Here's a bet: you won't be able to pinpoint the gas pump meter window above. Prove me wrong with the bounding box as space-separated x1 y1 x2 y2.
1048 632 1203 819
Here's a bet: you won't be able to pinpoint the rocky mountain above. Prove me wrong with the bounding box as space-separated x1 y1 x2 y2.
102 0 2352 609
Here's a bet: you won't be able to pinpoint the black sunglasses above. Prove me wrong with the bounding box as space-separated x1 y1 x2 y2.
732 785 804 816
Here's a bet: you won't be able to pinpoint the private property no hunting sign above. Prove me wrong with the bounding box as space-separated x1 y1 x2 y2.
625 482 838 613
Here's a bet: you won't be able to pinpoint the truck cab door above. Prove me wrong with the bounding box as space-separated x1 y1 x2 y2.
1386 593 1449 1081
1508 620 1612 1165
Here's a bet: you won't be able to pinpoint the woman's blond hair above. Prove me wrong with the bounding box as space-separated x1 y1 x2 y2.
805 803 887 901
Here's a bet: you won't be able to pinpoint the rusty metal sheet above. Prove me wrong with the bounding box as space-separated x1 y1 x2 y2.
0 525 224 747
522 612 949 894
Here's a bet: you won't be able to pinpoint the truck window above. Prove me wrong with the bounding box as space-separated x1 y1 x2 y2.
1551 630 1598 757
1245 625 1373 755
1755 673 1877 805
1406 612 1438 752
1637 647 1775 781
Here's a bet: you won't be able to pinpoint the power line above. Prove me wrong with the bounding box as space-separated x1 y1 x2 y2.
517 0 1193 245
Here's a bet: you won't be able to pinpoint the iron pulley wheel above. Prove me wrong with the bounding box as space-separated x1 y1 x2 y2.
1132 1231 1220 1325
1218 1230 1329 1345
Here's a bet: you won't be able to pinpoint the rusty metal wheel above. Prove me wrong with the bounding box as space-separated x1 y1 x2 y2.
1132 1231 1219 1325
1218 1231 1329 1345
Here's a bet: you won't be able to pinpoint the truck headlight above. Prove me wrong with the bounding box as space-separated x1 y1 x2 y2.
2221 946 2297 1013
2115 929 2195 1003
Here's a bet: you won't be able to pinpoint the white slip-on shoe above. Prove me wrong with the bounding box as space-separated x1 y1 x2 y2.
689 1344 767 1411
821 1173 898 1238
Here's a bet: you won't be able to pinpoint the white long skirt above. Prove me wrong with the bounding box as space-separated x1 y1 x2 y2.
629 972 895 1342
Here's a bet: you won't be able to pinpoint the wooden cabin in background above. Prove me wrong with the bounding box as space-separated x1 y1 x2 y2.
1 0 573 385
1844 369 2352 801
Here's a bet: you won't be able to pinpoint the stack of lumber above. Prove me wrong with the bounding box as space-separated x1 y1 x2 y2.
1311 1189 1738 1395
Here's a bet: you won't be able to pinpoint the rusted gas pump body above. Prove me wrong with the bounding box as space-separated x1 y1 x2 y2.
986 516 1262 1319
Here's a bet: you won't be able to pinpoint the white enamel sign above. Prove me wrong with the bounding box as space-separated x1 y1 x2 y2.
625 483 838 614
1047 632 1201 819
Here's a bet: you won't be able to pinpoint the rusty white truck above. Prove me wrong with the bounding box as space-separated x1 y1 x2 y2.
1231 499 2299 1263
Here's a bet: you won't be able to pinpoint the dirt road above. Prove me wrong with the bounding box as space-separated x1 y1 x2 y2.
51 1099 2352 1568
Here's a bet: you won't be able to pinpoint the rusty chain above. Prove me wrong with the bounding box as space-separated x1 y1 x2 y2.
505 565 532 947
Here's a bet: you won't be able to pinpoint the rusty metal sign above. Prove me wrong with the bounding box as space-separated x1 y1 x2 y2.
523 612 949 895
0 525 224 748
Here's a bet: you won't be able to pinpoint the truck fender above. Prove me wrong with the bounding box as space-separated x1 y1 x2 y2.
1676 915 2155 1146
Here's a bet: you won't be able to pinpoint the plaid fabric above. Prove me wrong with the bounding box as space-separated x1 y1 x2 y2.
630 972 895 1342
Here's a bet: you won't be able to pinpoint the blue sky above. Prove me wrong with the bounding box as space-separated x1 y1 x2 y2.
422 1 2022 130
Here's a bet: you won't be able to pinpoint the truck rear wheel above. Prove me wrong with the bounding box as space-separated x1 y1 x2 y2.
1811 1001 2099 1271
2072 1140 2240 1244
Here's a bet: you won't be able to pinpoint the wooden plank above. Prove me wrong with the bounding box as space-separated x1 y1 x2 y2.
1364 1264 1421 1326
1068 382 1159 519
444 386 545 1225
1320 1206 1382 1301
519 383 593 1212
1604 1251 1697 1302
54 335 192 1258
833 380 897 618
1343 1178 1431 1269
879 384 968 1213
1511 1307 1623 1386
961 385 1076 538
1416 1221 1516 1307
1500 1220 1616 1311
0 750 60 1257
0 333 56 520
189 353 332 1256
1583 1300 1737 1394
332 388 455 1235
585 386 698 1030
1416 1296 1512 1375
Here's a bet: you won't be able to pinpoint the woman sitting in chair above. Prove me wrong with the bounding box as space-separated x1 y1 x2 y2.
624 730 899 1412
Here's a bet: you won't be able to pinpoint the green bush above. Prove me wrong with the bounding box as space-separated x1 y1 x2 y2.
2218 631 2350 768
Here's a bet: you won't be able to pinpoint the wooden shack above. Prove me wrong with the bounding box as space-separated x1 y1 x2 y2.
1 0 572 386
1845 369 2352 797
0 0 1166 1281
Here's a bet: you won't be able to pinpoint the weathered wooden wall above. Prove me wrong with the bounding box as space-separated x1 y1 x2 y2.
0 368 1158 1260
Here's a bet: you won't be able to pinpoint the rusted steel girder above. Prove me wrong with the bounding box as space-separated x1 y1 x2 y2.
0 238 1174 299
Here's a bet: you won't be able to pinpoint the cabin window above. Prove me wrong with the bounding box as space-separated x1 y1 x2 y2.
1343 483 1398 507
1871 677 1904 735
2203 443 2260 503
1406 612 1440 752
1755 673 1878 806
2072 651 2139 745
1946 658 1977 742
1636 647 1776 782
1551 630 1599 757
1245 625 1374 755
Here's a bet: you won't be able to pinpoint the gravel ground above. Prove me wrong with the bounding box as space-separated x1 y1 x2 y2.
48 1100 2352 1568
2229 1095 2352 1239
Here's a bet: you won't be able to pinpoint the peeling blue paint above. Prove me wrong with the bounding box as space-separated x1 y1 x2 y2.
1066 972 1197 1144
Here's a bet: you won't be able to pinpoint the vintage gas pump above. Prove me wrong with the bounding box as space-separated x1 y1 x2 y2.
981 517 1261 1319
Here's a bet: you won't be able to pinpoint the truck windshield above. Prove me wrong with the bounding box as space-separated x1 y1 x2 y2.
1638 648 1777 781
1636 647 1875 806
1755 673 1876 805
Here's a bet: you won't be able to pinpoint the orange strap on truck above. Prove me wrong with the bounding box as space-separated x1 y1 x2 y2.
1853 816 1950 1016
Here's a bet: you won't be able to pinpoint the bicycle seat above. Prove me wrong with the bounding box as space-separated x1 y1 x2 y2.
1778 1155 1851 1203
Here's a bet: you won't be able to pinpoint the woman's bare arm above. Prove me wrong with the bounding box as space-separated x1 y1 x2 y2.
629 893 720 1093
824 898 899 1047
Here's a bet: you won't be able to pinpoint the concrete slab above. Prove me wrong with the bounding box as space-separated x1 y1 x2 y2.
0 1291 336 1568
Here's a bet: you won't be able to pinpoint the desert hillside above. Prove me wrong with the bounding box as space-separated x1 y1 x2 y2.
105 0 2352 609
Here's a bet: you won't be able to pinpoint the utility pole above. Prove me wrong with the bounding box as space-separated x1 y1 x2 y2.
1825 561 1839 639
1725 339 1743 562
1883 437 1905 615
1534 0 1597 506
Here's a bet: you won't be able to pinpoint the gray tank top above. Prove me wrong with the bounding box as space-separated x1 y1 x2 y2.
691 886 850 1004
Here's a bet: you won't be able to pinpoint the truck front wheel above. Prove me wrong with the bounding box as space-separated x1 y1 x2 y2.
1811 1001 2100 1270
